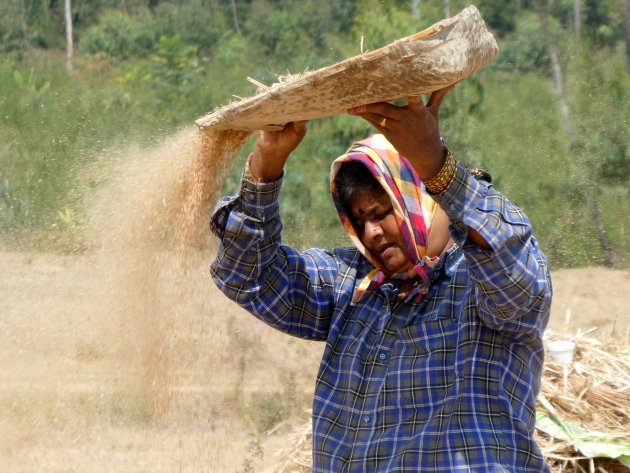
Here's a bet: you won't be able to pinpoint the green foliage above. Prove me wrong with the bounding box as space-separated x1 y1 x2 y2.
0 52 174 247
0 0 629 267
475 0 520 36
152 1 227 54
244 3 313 59
0 0 28 53
81 9 156 61
351 0 436 51
12 68 51 100
241 0 355 71
495 10 564 73
241 392 285 435
567 45 630 186
56 207 77 231
149 35 204 105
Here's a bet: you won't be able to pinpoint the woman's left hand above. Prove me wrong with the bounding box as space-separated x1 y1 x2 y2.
348 85 454 180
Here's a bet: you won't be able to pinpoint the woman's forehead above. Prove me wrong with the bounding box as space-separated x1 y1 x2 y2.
350 191 391 215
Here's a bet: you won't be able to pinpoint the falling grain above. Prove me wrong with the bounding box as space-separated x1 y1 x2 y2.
87 127 252 419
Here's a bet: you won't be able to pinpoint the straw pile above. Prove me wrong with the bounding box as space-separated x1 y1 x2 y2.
261 330 630 473
537 329 630 472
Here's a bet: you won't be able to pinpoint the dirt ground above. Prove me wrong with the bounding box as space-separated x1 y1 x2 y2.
547 266 630 341
0 251 628 472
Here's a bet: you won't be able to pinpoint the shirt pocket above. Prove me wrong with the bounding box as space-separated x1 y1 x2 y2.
389 318 458 409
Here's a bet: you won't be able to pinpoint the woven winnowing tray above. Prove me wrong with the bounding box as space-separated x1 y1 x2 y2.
195 5 498 131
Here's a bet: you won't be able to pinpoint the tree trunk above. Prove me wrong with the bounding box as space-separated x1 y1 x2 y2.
535 0 618 267
622 0 630 71
230 0 240 34
20 0 27 44
42 0 50 20
573 0 581 38
64 0 73 72
443 0 451 18
412 0 421 19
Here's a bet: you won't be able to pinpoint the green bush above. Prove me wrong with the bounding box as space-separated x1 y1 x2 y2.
242 392 285 435
494 11 564 73
0 1 27 53
0 0 628 266
0 52 178 248
152 1 228 55
81 9 156 61
350 0 439 52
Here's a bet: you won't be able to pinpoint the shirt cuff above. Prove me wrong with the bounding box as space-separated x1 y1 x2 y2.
429 164 492 248
239 169 284 212
210 168 283 236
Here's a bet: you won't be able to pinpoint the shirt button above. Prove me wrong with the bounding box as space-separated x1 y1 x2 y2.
379 352 387 361
362 415 371 423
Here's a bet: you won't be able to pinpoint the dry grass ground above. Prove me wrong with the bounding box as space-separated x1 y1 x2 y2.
0 251 628 472
0 251 321 472
547 266 630 341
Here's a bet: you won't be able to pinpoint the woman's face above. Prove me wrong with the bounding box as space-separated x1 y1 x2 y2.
349 191 452 274
350 191 410 274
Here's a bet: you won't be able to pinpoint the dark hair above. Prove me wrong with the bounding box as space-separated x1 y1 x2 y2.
334 162 492 214
335 161 385 215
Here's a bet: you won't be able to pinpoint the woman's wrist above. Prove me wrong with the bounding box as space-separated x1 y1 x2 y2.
246 149 287 183
243 153 262 183
423 148 457 194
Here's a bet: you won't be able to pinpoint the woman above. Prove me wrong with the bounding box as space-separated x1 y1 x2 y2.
210 89 552 472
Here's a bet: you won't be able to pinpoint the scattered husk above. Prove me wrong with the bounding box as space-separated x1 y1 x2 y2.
261 330 630 473
262 417 312 473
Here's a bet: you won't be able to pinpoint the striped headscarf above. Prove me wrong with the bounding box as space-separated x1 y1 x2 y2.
330 134 439 302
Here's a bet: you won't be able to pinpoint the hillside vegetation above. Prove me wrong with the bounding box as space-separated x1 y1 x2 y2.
1 0 629 268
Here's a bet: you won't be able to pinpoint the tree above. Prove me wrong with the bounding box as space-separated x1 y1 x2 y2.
230 0 241 33
622 0 630 70
411 0 420 18
65 0 73 71
573 0 581 38
535 0 619 267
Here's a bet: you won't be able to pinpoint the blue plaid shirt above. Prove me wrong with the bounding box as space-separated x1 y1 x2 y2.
210 164 552 473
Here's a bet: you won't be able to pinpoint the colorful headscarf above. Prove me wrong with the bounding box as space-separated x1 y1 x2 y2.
330 134 439 302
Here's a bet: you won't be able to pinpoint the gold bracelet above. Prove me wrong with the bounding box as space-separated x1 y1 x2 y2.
424 148 457 195
243 153 261 183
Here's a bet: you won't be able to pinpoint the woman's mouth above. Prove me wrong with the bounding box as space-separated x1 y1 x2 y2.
378 243 397 260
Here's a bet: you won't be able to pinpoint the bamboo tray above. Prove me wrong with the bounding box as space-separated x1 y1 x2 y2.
195 5 499 131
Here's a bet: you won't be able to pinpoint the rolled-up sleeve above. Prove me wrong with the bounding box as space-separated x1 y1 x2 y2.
210 173 337 341
431 165 552 342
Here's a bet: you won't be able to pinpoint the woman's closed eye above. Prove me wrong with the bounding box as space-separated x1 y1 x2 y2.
377 207 393 220
356 206 392 228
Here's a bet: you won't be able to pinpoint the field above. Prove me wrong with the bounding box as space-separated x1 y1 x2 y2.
2 2 629 470
1 249 628 473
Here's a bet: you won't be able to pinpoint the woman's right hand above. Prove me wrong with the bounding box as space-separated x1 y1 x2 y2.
249 121 308 182
347 86 454 181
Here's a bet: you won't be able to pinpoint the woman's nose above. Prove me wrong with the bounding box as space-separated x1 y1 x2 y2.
364 220 383 238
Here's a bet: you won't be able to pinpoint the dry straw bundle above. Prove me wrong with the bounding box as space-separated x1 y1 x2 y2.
261 331 630 473
537 330 630 473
